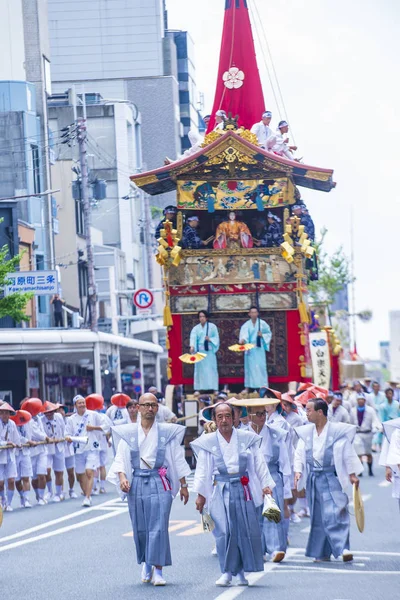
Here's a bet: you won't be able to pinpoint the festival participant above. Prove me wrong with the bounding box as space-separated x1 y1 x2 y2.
294 398 362 562
106 399 128 425
42 402 66 502
266 212 283 246
239 306 272 391
250 111 276 150
350 393 382 475
191 402 274 587
22 398 49 506
232 397 292 563
368 381 386 411
125 399 139 424
328 393 350 424
271 120 297 160
155 205 177 240
63 397 80 499
107 393 190 586
190 310 220 392
181 216 211 249
13 410 34 508
93 411 112 495
379 417 400 507
300 205 315 242
214 109 227 131
65 396 104 507
147 387 177 423
0 402 19 511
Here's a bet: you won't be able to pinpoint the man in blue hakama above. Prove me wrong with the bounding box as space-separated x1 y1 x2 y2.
192 402 275 587
190 310 220 391
108 393 191 586
239 306 272 390
294 398 362 562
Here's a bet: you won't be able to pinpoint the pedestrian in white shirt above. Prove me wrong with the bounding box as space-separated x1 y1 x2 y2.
65 397 104 507
42 402 66 502
0 402 20 511
14 409 34 508
250 111 276 149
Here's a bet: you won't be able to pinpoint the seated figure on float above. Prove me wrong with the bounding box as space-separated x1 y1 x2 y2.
213 211 253 249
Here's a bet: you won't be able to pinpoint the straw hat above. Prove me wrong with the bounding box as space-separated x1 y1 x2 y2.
0 402 16 415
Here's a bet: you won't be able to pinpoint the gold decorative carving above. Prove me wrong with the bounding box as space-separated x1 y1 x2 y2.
130 173 158 186
305 170 331 182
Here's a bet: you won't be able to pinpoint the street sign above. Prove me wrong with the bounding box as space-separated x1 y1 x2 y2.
5 270 58 296
133 288 154 310
134 385 142 394
133 370 141 380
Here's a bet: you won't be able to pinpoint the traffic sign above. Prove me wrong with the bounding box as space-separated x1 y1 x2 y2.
133 288 154 310
133 370 141 380
134 385 142 394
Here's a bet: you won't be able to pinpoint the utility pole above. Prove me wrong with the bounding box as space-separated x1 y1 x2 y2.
77 112 98 332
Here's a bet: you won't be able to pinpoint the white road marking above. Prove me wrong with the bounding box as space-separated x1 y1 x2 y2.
271 569 399 575
378 480 391 487
301 526 311 533
0 507 128 553
0 497 122 543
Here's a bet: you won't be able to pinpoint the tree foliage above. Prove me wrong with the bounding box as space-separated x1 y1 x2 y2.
308 228 353 308
0 244 34 322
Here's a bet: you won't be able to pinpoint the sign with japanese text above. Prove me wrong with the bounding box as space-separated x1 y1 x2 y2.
28 368 40 389
309 330 331 389
5 270 58 296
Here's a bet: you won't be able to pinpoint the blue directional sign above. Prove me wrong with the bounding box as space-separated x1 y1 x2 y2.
133 288 154 310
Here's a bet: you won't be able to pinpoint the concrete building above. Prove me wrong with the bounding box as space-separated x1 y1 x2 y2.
47 0 192 209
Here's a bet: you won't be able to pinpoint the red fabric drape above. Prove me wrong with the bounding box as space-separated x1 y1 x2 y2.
207 0 265 132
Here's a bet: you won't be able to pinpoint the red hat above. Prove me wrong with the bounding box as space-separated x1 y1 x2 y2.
42 401 59 413
111 393 130 408
296 390 317 407
10 409 32 426
0 402 16 415
21 398 44 417
85 394 104 411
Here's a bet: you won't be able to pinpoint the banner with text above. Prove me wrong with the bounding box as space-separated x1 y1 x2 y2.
309 330 331 389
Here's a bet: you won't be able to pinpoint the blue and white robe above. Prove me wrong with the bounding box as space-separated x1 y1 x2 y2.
239 319 272 389
191 428 275 575
107 423 190 567
190 321 220 391
294 423 362 559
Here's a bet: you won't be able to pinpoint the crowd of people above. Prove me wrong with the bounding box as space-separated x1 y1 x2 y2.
0 387 176 512
2 379 399 588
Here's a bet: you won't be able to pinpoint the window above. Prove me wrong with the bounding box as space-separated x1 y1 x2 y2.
31 145 41 194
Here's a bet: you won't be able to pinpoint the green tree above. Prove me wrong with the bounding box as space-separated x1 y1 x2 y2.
0 244 34 322
308 228 353 309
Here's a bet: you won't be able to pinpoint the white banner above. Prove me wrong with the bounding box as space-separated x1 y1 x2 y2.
309 331 331 389
5 270 59 296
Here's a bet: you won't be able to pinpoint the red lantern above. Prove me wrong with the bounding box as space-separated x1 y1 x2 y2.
10 409 32 426
85 394 104 411
111 393 130 408
21 398 44 417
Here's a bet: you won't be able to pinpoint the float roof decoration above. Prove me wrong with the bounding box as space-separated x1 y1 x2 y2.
130 130 335 196
207 0 265 132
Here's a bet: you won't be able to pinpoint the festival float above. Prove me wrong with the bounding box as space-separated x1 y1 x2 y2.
131 0 337 399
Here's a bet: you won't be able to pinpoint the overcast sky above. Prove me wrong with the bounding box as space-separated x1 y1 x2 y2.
167 0 400 359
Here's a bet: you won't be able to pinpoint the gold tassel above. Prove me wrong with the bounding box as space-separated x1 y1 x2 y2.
298 301 309 324
300 365 306 378
163 304 173 327
165 331 170 350
300 333 306 346
167 366 172 380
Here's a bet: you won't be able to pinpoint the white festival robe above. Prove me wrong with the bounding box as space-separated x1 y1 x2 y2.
240 318 272 389
250 121 276 149
379 418 400 500
0 419 20 466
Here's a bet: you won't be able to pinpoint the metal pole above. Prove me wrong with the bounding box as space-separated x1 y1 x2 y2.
77 107 98 332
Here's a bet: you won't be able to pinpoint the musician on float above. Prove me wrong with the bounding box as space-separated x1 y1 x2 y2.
155 205 177 240
182 216 212 249
190 311 220 392
239 306 272 391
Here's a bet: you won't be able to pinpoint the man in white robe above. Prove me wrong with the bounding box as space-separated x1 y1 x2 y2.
65 396 104 507
214 109 227 131
192 402 274 587
328 394 350 424
294 398 362 562
349 393 382 476
379 417 400 506
271 120 297 160
0 402 20 511
42 402 66 502
239 306 272 390
250 111 276 150
108 393 190 586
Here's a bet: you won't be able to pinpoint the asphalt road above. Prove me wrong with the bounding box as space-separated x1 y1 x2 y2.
1 462 399 600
